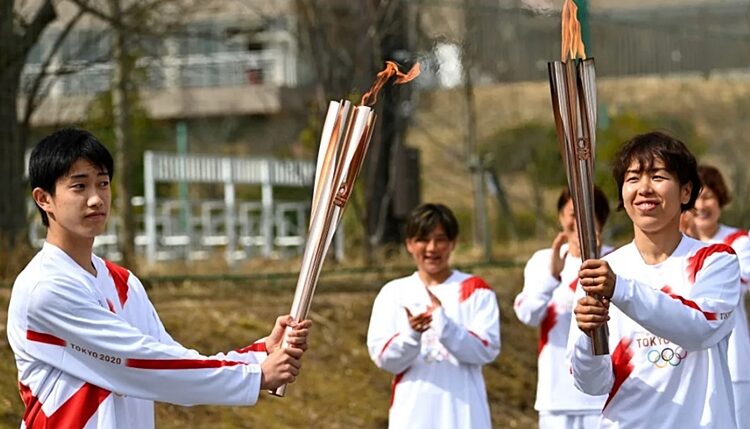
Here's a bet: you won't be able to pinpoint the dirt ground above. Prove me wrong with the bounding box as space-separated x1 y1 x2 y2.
0 265 539 428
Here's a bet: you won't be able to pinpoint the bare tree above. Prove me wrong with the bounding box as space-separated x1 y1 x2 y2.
60 0 219 268
294 0 420 263
106 0 137 268
0 0 57 274
462 0 492 260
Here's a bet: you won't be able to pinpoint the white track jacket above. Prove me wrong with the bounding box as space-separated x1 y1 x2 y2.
568 236 740 428
7 242 268 429
366 270 501 429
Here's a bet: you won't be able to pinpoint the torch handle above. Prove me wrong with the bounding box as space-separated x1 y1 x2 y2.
272 385 287 397
589 315 609 355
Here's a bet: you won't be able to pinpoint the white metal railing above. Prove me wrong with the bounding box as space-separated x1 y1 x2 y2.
27 197 313 263
26 151 337 264
147 152 315 185
142 151 333 265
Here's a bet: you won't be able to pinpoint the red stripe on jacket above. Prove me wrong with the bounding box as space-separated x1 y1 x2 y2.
604 338 634 410
468 330 490 347
687 243 735 284
104 259 130 308
126 358 246 370
459 277 491 302
20 382 110 429
235 342 267 354
379 333 400 358
538 304 557 356
390 371 407 408
660 286 717 321
723 231 749 284
27 330 66 347
723 229 749 246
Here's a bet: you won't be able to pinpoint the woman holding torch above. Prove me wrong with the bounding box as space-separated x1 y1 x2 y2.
514 186 611 429
569 131 740 428
681 165 750 428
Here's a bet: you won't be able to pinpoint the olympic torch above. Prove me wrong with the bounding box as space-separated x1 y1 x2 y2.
548 0 608 355
272 62 419 396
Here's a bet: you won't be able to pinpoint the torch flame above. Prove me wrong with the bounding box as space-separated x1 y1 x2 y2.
360 61 420 107
561 0 586 61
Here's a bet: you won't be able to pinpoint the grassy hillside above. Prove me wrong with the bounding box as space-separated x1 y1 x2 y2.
0 265 539 429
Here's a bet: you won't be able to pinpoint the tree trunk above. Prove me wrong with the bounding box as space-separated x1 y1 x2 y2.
365 0 413 248
463 0 492 261
109 0 137 269
0 0 57 275
0 65 28 248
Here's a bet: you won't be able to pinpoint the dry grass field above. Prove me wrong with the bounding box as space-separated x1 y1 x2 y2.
0 263 541 429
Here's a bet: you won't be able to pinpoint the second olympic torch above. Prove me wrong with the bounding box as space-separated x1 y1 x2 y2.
547 0 608 355
272 62 420 396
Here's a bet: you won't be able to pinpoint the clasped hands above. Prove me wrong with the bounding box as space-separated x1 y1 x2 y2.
405 287 443 333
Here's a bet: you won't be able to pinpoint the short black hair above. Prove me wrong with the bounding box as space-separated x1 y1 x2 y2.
405 203 459 241
612 131 700 212
556 186 611 228
29 128 114 226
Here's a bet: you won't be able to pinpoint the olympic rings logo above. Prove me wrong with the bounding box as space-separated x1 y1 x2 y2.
647 347 687 368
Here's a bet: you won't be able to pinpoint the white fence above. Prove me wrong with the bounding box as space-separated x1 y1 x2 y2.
28 151 344 264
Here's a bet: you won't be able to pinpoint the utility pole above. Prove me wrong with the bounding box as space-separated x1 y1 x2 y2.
463 0 492 261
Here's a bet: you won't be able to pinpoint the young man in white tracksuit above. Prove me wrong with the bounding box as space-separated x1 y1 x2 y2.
367 203 501 429
681 164 750 428
7 128 312 428
569 131 741 428
515 187 611 429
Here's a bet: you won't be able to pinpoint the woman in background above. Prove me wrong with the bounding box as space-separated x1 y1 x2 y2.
514 186 611 429
681 164 750 428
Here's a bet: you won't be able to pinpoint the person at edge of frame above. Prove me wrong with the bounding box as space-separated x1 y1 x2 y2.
366 202 501 429
514 186 612 429
6 128 312 428
680 164 750 429
569 130 741 428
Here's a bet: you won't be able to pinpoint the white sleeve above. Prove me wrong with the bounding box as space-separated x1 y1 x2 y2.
611 245 740 351
132 277 267 365
366 286 422 374
514 250 561 327
568 332 615 395
25 279 264 407
565 284 615 396
432 287 501 365
730 234 750 290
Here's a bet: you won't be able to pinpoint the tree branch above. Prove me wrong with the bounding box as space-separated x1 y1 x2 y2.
21 9 85 131
20 0 57 54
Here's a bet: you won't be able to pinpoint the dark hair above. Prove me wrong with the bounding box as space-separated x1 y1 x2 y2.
29 128 114 226
405 203 459 241
612 131 700 212
698 165 731 207
556 186 611 228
